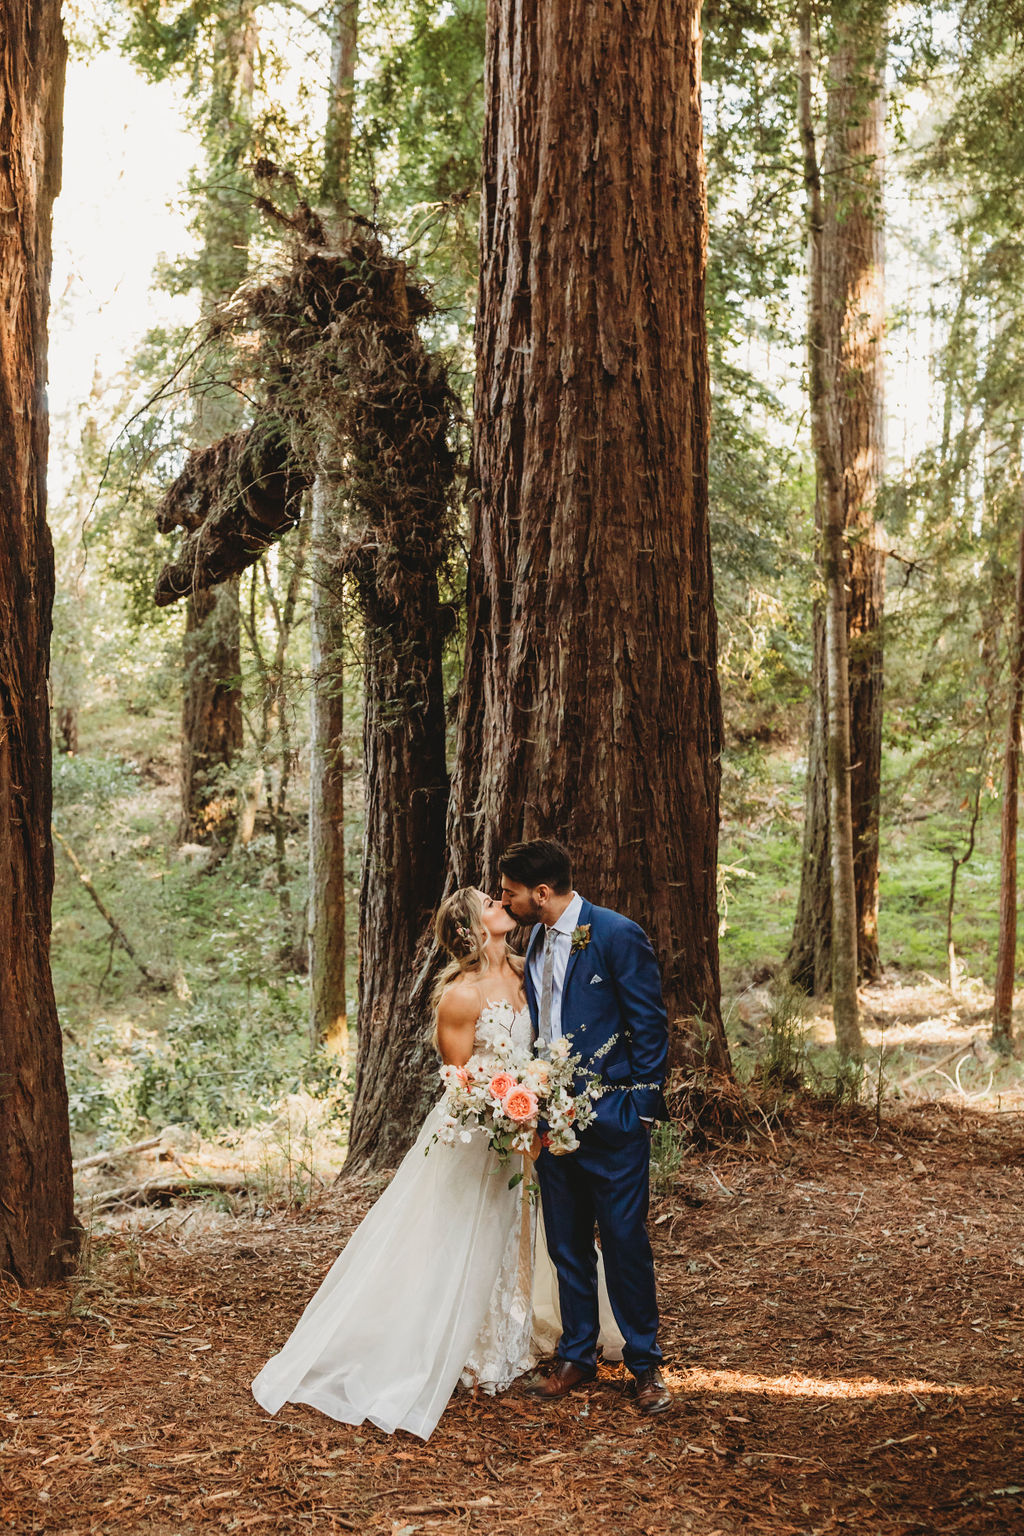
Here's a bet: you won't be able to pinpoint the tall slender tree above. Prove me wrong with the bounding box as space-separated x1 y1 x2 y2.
308 0 360 1053
0 0 78 1285
179 2 258 844
993 485 1024 1047
796 0 864 1055
789 0 886 1007
443 0 728 1073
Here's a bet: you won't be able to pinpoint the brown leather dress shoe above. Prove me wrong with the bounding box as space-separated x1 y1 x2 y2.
632 1367 672 1414
526 1360 597 1398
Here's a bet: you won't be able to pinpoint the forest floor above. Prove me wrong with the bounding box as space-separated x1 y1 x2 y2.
3 1099 1023 1536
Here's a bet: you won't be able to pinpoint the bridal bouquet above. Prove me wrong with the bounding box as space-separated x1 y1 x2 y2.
432 1000 604 1187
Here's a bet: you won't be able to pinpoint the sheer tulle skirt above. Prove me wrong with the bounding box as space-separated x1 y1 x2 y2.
252 1103 626 1440
252 1103 530 1440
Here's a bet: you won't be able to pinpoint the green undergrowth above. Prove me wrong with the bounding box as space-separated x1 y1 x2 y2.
53 696 357 1154
718 742 1004 995
55 701 1018 1163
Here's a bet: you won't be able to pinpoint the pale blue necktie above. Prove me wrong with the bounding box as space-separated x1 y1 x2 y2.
539 927 556 1044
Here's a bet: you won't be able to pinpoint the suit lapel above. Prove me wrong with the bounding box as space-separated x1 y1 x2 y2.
559 899 593 1030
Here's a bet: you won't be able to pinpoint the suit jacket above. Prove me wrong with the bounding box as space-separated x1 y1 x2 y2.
523 899 670 1137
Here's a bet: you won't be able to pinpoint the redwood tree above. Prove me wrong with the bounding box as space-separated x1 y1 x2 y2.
0 0 78 1285
445 0 728 1072
788 0 887 997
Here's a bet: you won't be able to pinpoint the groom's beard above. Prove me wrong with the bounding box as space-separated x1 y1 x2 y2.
504 903 541 927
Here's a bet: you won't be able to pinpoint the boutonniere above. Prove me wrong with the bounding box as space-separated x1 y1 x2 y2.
570 923 592 955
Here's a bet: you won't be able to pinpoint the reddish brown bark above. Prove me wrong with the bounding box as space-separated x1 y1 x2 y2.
789 0 886 995
0 0 78 1285
445 0 728 1072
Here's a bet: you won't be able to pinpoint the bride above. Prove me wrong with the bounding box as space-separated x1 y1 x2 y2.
252 886 619 1441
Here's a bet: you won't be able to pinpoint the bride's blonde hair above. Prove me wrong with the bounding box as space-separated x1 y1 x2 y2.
430 886 523 1049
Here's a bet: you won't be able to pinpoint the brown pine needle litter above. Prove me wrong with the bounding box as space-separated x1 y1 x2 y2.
2 1104 1023 1534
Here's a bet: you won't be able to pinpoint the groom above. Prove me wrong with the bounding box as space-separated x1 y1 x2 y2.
498 838 672 1415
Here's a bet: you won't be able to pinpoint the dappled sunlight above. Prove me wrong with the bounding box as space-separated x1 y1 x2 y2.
677 1366 1009 1401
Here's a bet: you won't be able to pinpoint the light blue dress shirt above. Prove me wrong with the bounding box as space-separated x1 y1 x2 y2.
527 891 583 1042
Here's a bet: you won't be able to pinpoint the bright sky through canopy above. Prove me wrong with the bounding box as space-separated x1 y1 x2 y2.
48 49 198 501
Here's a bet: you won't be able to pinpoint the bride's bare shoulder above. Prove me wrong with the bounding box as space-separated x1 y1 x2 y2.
435 977 483 1028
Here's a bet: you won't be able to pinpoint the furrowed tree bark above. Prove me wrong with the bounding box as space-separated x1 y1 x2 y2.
798 1 863 1057
788 0 886 994
992 487 1024 1047
179 2 257 844
443 0 728 1073
0 0 78 1284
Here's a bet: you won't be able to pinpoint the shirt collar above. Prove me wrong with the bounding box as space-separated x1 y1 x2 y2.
547 891 583 935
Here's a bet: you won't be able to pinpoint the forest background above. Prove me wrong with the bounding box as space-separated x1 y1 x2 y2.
4 2 1024 1531
41 0 1024 1187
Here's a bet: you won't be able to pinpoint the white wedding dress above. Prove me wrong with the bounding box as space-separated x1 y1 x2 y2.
252 1004 624 1441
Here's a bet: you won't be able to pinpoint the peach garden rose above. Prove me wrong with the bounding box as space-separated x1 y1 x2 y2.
503 1086 539 1124
488 1071 515 1101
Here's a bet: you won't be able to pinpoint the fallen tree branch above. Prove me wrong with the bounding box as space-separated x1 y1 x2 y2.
153 414 309 606
894 1036 985 1093
72 1135 164 1173
52 827 168 990
80 1172 253 1211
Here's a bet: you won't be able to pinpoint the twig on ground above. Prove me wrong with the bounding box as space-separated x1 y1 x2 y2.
81 1172 253 1211
73 1135 165 1172
52 826 169 990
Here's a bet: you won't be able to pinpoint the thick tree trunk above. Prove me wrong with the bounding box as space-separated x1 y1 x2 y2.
788 0 886 994
0 0 78 1285
992 492 1024 1047
798 2 863 1057
179 4 256 844
445 0 728 1073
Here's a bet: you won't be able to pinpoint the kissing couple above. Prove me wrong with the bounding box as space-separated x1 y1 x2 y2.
253 837 672 1440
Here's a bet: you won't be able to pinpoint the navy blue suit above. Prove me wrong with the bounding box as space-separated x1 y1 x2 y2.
525 899 669 1375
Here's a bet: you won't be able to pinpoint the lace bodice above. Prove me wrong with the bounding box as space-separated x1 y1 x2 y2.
461 1000 536 1395
473 999 532 1058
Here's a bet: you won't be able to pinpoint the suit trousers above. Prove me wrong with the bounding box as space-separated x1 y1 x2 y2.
537 1124 662 1375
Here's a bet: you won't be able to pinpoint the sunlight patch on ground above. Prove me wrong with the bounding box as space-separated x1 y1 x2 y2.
679 1367 1013 1400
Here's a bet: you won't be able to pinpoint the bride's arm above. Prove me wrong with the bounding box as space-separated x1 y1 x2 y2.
435 984 480 1067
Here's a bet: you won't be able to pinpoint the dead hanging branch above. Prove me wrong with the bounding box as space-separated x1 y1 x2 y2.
151 211 456 612
154 412 309 606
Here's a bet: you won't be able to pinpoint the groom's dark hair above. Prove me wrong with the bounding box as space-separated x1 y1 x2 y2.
498 838 572 894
